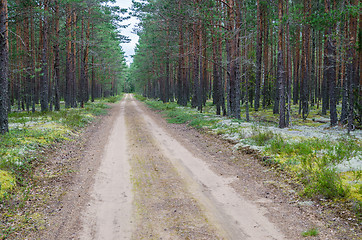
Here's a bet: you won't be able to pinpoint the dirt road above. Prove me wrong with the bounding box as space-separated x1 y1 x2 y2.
77 94 285 239
37 94 355 240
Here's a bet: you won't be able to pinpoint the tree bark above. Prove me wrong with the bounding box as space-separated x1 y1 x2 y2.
0 0 9 134
323 0 337 126
286 0 292 126
53 0 60 111
255 0 262 111
347 0 358 133
301 0 311 120
40 0 49 112
65 4 72 108
278 0 286 128
262 4 269 109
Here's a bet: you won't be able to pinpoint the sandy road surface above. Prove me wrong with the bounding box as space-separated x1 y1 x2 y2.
80 97 132 239
78 94 285 239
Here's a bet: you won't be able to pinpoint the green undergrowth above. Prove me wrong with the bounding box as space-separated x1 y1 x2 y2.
101 94 123 103
0 96 122 201
246 104 338 127
136 96 362 210
141 98 220 129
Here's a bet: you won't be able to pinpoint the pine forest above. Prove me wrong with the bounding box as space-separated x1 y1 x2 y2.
130 0 361 130
0 0 128 134
0 0 361 239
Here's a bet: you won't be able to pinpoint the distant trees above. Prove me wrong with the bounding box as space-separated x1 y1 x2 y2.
0 0 128 134
131 0 361 129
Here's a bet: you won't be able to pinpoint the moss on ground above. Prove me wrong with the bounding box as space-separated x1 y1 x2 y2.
0 170 16 200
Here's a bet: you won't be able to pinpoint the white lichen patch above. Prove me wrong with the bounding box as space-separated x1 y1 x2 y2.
334 156 362 173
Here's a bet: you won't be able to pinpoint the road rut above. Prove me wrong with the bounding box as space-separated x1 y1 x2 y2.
79 94 285 239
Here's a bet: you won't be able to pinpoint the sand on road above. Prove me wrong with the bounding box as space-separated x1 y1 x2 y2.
78 94 285 240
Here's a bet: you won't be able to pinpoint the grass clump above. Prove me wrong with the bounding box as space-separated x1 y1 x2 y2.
166 110 194 124
250 127 275 146
302 167 349 199
266 136 357 199
302 227 319 237
189 117 220 129
61 109 94 128
102 94 123 103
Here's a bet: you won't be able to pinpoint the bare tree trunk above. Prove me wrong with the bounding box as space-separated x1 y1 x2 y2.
255 0 262 111
301 0 311 120
80 17 89 108
40 0 49 112
0 0 9 134
359 5 362 118
177 15 185 105
53 0 60 111
191 13 200 110
65 4 72 108
347 0 358 133
293 25 300 105
286 0 292 126
241 0 249 121
262 4 269 109
278 0 286 128
71 10 77 108
30 7 36 112
324 0 337 126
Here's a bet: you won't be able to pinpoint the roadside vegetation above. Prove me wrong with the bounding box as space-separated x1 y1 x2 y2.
137 95 361 218
0 95 122 238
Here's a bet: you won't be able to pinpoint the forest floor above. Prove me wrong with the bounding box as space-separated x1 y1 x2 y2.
2 94 361 239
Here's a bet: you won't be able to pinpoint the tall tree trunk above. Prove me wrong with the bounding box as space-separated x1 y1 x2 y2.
241 0 249 121
278 0 286 128
301 0 311 120
234 1 242 119
324 0 337 126
286 0 292 126
358 5 362 118
79 17 89 108
23 8 33 113
201 26 208 106
30 7 36 112
71 10 77 108
212 23 223 115
40 0 49 112
227 0 241 119
255 0 262 111
262 5 269 109
340 20 349 122
191 14 200 110
293 25 300 105
65 4 72 108
347 0 358 133
0 0 9 134
177 1 188 106
85 20 90 102
53 0 60 111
